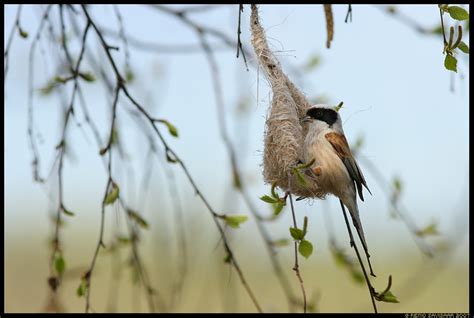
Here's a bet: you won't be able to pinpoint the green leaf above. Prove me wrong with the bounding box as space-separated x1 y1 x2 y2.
128 210 149 229
353 135 365 153
19 28 28 38
270 182 279 199
54 254 66 275
80 72 96 82
303 216 308 235
444 54 458 72
334 101 344 112
447 6 469 21
125 69 135 83
104 184 120 205
392 177 402 192
272 238 290 247
232 170 241 189
260 195 278 204
117 236 130 244
377 291 400 303
272 202 285 216
293 167 307 187
54 76 67 84
332 249 347 267
62 207 75 217
76 278 87 297
157 119 178 138
431 25 444 35
40 81 56 96
224 215 248 229
290 227 305 241
457 41 469 54
304 54 321 71
350 269 365 284
298 239 313 259
223 253 232 263
415 222 439 237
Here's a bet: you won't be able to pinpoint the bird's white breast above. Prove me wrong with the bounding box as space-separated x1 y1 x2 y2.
303 127 352 198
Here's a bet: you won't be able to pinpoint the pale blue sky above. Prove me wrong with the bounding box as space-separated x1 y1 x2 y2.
5 4 469 257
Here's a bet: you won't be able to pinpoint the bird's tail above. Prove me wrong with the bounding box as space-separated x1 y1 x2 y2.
346 200 376 277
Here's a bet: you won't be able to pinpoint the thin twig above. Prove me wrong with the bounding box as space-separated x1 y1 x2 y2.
288 193 307 313
28 5 54 184
199 27 300 311
345 4 352 23
4 4 23 81
81 5 263 312
236 4 249 71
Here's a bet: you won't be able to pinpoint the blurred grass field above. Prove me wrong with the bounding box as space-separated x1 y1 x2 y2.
5 205 468 313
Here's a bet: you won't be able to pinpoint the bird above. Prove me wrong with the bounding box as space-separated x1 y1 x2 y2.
301 104 375 276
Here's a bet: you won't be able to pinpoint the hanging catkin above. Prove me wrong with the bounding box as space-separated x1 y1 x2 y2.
250 5 326 198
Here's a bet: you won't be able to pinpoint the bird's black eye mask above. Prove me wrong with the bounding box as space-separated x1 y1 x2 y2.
306 108 338 126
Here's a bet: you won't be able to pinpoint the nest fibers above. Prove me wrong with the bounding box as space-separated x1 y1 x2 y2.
250 5 326 198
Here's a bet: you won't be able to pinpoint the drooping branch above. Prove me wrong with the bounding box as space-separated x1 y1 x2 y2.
80 5 263 313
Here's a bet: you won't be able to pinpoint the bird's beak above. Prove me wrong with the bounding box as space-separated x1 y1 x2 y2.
301 116 312 124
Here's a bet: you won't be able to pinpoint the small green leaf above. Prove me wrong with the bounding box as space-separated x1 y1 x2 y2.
272 238 290 247
293 168 307 187
334 101 344 112
260 195 278 204
431 25 444 35
224 215 248 229
457 41 469 54
352 135 365 153
447 6 469 21
223 253 232 263
128 210 149 229
350 269 365 284
438 4 449 11
54 76 67 84
332 249 347 267
289 227 305 241
376 291 400 303
117 236 130 244
272 202 285 216
415 222 439 237
76 279 87 297
270 183 279 199
62 207 75 217
40 81 56 96
232 170 241 189
304 54 321 71
19 28 28 38
125 69 135 83
444 54 458 72
54 254 66 275
392 177 402 192
298 239 313 259
80 72 96 82
104 184 120 205
111 129 119 145
303 216 308 235
157 119 178 138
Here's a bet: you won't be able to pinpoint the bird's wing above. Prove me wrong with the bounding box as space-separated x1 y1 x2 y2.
325 132 371 201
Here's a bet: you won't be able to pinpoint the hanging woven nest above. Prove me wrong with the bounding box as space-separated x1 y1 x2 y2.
250 5 326 198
